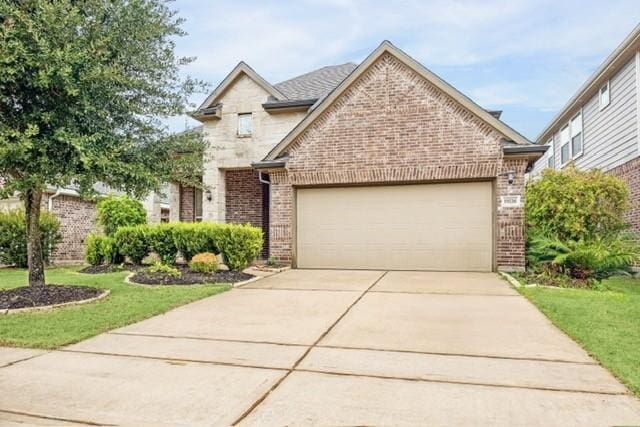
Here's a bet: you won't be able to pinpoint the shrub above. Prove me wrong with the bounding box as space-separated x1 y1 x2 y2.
526 166 629 242
97 195 147 236
172 222 218 261
147 261 180 277
147 223 178 264
527 232 640 280
189 252 218 273
216 223 263 271
85 234 120 265
0 209 61 267
114 225 149 264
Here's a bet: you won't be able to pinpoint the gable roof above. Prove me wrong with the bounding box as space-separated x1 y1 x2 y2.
274 63 358 100
264 41 532 161
536 23 640 143
195 62 286 112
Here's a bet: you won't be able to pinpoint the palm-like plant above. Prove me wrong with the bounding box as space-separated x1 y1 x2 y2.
527 232 640 280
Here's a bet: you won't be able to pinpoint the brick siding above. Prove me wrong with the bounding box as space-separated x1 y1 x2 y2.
609 156 640 235
269 52 527 270
179 185 195 222
225 169 269 257
44 194 98 264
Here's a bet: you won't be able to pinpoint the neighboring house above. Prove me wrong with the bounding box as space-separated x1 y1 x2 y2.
0 187 169 264
532 24 640 237
181 41 545 272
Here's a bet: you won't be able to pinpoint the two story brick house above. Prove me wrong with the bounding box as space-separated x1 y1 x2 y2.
180 41 545 272
532 24 639 237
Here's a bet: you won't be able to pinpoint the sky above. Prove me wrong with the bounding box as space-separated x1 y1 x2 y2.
168 0 640 141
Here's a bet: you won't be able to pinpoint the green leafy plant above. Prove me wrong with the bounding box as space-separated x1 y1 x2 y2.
189 252 218 273
526 166 629 241
114 225 149 265
147 261 180 278
85 234 120 266
267 256 277 267
0 209 61 268
216 223 263 271
97 196 147 236
172 223 218 262
0 1 207 286
527 233 640 281
147 223 178 264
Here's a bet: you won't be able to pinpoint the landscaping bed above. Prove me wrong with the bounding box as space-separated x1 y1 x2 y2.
0 284 102 310
130 264 253 285
79 264 143 274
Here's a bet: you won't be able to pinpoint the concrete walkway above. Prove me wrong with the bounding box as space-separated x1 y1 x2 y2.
1 270 640 426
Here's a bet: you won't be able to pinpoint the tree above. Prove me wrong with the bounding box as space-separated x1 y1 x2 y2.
0 0 206 286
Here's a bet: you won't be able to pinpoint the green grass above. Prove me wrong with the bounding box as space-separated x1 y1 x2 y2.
0 267 229 349
520 276 640 396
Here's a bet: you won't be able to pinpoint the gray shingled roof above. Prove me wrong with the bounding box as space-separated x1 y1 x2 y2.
274 63 357 100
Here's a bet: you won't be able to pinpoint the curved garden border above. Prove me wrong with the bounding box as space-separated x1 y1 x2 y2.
1 289 110 315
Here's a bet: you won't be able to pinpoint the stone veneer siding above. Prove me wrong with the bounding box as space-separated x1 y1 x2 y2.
609 156 640 235
44 194 98 264
268 52 528 271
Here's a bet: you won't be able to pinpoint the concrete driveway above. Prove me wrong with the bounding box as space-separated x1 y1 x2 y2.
1 270 640 426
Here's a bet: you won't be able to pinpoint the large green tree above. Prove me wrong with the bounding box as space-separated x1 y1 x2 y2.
0 0 206 286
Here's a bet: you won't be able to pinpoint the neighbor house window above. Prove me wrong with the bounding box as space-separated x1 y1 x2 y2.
560 125 570 165
599 81 610 110
570 111 583 157
547 138 554 168
237 113 252 136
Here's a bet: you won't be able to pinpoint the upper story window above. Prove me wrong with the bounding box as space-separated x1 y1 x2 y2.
237 113 252 136
547 138 554 168
599 81 610 110
560 124 570 165
570 111 583 157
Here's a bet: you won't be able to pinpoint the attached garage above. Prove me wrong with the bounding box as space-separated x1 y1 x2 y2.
296 182 493 271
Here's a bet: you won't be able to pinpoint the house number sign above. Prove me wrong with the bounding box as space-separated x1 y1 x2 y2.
500 195 522 208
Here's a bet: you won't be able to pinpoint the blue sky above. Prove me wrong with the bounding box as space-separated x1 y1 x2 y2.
169 0 640 141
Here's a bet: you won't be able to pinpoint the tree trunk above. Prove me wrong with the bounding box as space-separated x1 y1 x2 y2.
25 189 45 287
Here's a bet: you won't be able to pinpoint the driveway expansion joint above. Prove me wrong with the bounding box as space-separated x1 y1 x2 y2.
0 408 113 426
230 270 389 426
107 331 310 347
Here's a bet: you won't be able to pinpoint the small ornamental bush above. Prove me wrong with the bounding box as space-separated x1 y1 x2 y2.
114 225 149 264
189 252 218 273
97 195 147 236
147 223 178 264
526 166 629 241
147 261 180 278
0 209 61 267
86 234 120 266
216 223 263 271
172 222 218 261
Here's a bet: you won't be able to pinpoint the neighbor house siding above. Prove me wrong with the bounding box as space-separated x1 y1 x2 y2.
534 56 638 176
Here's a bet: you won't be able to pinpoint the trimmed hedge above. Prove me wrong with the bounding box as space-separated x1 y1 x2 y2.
85 234 120 266
0 209 61 267
89 221 263 270
97 195 147 236
114 225 149 264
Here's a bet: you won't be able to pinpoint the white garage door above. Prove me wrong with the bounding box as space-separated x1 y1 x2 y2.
296 182 493 271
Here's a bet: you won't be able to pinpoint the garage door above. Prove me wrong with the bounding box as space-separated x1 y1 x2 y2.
296 182 493 271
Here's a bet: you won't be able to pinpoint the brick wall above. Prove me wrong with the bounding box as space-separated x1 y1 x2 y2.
179 185 195 222
225 169 269 257
45 194 98 264
609 156 640 235
269 52 527 270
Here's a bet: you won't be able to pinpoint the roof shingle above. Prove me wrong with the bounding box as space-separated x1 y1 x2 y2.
273 63 357 101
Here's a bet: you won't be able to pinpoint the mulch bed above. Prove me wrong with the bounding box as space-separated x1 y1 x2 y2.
0 285 103 310
130 265 254 286
79 264 144 274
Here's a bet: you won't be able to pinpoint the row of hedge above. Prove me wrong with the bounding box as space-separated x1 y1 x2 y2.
86 222 263 271
0 209 61 267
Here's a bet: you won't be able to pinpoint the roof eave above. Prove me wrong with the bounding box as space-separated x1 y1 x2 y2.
536 24 640 142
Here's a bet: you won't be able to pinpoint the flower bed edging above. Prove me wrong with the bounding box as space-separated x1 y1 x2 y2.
1 289 110 315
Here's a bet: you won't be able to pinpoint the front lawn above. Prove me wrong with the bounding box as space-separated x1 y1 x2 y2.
0 267 229 349
520 276 640 396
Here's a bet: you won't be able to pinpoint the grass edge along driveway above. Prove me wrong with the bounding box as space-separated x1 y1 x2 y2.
0 267 229 349
520 276 640 397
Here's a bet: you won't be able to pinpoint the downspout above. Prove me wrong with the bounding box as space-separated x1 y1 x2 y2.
46 188 79 262
257 172 270 185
